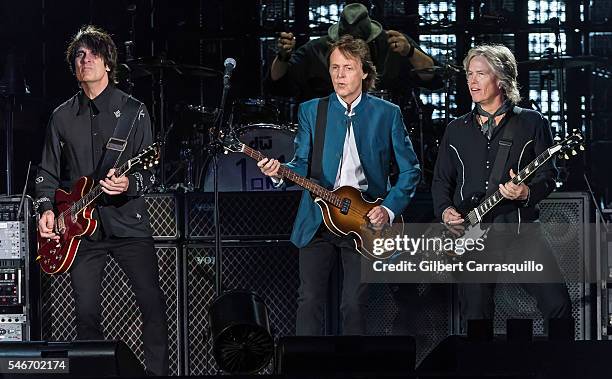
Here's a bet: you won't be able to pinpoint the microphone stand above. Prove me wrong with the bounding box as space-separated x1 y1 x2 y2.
212 66 233 296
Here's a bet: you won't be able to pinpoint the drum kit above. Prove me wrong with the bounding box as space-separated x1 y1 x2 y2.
117 56 300 193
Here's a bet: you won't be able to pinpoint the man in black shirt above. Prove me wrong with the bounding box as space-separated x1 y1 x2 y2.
432 44 571 330
35 25 168 376
266 2 442 103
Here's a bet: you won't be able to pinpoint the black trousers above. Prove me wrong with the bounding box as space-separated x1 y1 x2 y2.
458 225 572 332
296 229 368 335
70 237 169 376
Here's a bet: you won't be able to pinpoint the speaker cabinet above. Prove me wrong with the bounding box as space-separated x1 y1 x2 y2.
491 192 590 339
40 244 183 375
184 242 299 375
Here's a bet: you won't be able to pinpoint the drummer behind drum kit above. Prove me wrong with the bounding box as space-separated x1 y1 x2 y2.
119 56 300 192
120 49 607 192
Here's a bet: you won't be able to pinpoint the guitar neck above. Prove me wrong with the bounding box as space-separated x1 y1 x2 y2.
466 147 553 225
240 144 343 207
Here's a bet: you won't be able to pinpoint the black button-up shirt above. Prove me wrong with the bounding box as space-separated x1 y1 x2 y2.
35 84 155 238
432 106 557 225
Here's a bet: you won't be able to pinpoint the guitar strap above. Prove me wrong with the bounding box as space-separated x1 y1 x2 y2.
94 96 143 181
486 106 522 197
308 95 330 183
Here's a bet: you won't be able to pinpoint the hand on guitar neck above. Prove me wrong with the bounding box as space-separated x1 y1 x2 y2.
257 157 282 181
498 169 529 201
99 168 130 195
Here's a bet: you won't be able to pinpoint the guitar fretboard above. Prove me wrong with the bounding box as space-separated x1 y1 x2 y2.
240 144 343 208
466 147 552 225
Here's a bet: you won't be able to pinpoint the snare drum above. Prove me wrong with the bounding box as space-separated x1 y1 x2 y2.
201 124 298 191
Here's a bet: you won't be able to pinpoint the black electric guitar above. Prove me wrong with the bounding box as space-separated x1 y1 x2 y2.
424 130 584 259
221 134 404 260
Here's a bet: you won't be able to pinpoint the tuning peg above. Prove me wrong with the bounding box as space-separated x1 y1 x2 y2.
579 145 585 151
154 160 159 165
224 150 229 155
564 153 570 160
571 150 577 155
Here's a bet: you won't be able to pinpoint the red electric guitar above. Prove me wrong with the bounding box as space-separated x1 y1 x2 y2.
36 143 160 275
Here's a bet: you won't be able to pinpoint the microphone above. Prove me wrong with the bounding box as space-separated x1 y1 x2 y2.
223 58 236 86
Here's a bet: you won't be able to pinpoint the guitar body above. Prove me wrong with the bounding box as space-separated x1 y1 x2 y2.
314 186 404 260
37 176 98 275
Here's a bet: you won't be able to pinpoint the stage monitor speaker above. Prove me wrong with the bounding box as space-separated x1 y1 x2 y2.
491 192 590 339
40 244 183 375
418 336 612 379
184 242 299 375
276 335 416 375
0 340 144 377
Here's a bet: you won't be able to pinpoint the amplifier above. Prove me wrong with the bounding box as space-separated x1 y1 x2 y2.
0 314 27 341
144 193 181 241
185 192 301 240
0 221 26 259
0 201 21 221
0 196 36 341
0 268 22 309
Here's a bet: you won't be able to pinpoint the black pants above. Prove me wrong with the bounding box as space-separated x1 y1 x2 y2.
70 237 169 376
458 225 572 332
296 229 368 335
459 281 572 332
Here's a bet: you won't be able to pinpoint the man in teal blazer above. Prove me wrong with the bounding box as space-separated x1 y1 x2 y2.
259 35 420 335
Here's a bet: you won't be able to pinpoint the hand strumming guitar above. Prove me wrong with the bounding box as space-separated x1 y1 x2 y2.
38 210 60 241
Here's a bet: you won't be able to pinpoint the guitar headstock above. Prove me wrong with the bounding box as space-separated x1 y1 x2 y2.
126 143 161 172
221 132 245 154
551 129 584 160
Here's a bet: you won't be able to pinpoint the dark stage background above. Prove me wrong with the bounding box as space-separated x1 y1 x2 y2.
0 1 611 375
0 0 611 202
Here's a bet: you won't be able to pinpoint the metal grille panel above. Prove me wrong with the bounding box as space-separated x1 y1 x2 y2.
186 192 301 240
144 194 181 241
367 283 453 365
185 242 299 375
493 193 588 339
40 245 182 375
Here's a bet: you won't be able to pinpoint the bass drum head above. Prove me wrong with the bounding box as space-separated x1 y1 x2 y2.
202 123 299 191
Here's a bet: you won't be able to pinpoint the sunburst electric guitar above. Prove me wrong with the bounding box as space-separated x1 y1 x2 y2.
222 135 404 260
36 143 161 275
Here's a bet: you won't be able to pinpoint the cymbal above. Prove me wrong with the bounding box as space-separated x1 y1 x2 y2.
126 56 179 70
125 57 222 78
174 64 222 78
116 62 152 79
518 55 606 71
411 64 464 76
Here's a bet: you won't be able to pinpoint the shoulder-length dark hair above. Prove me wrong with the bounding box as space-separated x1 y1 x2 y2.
66 25 118 84
327 34 378 91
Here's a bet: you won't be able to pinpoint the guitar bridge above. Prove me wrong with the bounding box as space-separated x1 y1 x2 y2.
340 198 351 215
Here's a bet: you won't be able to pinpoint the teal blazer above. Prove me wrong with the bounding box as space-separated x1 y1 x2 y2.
286 93 421 248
